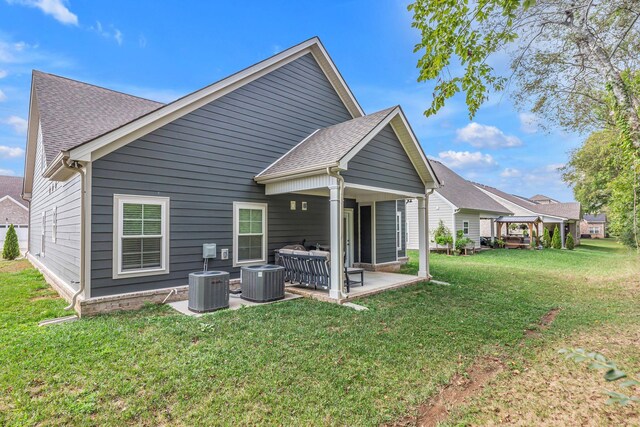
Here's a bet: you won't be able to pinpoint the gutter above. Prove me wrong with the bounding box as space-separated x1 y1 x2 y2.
57 156 87 312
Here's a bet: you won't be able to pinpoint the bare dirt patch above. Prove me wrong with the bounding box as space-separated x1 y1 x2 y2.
0 259 31 273
392 308 561 427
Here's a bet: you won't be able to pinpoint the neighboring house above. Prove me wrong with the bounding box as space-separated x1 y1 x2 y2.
580 214 607 238
529 194 559 205
22 37 439 315
0 175 29 251
475 184 582 247
406 160 512 250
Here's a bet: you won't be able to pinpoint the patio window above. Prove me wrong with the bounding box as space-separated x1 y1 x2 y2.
463 221 469 235
113 194 170 279
233 202 267 266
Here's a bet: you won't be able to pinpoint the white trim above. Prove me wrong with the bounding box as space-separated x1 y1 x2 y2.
372 202 377 265
51 206 57 243
255 129 321 178
396 211 402 252
41 210 46 256
83 163 92 298
68 38 363 163
463 220 469 236
432 191 457 211
344 208 354 267
0 195 29 211
338 107 399 168
232 201 268 267
344 182 424 199
112 194 170 279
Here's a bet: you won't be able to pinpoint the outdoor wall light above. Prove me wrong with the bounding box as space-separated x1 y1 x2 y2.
302 202 307 211
290 201 296 210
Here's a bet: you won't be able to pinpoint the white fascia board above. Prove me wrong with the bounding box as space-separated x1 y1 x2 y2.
69 37 364 163
344 182 424 199
22 85 39 197
255 129 321 179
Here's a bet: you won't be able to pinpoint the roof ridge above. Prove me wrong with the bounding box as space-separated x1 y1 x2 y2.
33 70 165 105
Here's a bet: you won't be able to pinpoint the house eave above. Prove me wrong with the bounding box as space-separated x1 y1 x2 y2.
255 163 340 184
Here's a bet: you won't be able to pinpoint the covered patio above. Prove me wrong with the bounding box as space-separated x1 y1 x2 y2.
254 106 440 302
495 215 543 248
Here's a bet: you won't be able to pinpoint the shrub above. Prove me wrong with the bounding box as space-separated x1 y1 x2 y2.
2 224 20 260
433 219 453 248
565 233 575 250
454 230 474 254
531 228 538 247
543 227 552 248
494 238 505 248
551 225 562 249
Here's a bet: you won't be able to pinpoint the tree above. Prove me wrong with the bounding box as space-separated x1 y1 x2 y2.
543 227 552 249
433 219 453 249
408 0 640 151
2 224 20 260
551 225 562 249
565 233 575 250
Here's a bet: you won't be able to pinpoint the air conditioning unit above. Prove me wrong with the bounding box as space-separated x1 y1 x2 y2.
241 265 285 302
188 271 229 313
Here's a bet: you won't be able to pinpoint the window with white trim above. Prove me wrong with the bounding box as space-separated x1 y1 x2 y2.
463 221 470 235
396 211 402 251
233 202 267 266
52 206 57 243
113 195 170 279
589 226 600 234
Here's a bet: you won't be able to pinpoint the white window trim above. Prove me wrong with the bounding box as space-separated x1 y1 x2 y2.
396 211 402 251
112 194 170 279
463 220 470 235
233 201 268 267
52 206 57 243
41 211 46 256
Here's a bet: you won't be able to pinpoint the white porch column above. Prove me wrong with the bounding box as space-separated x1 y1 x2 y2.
418 195 430 278
560 221 566 248
328 177 344 299
490 219 495 244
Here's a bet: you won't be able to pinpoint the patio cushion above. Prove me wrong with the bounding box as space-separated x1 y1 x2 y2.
278 249 294 254
293 250 310 256
309 250 330 261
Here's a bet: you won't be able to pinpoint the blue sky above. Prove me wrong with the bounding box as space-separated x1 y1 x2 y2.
0 0 582 200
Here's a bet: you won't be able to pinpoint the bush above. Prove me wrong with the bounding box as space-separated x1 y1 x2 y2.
2 224 20 260
531 228 538 247
433 219 453 248
565 233 575 250
551 225 562 249
543 227 552 249
454 230 474 254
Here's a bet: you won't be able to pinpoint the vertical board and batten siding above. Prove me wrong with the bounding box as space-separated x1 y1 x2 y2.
396 199 406 258
375 201 397 264
405 199 419 250
428 192 454 246
29 125 82 289
455 210 481 248
91 53 358 296
342 125 425 194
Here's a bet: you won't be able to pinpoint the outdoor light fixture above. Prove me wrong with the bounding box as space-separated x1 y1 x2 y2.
290 201 296 210
302 202 307 211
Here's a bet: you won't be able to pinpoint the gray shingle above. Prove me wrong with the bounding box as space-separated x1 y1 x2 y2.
430 161 512 214
33 71 164 162
583 213 606 222
0 175 27 206
257 107 397 178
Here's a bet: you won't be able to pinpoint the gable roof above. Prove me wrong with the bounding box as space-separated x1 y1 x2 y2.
33 71 164 163
584 213 606 222
529 194 559 203
475 183 581 220
254 106 439 188
429 161 511 214
0 176 28 207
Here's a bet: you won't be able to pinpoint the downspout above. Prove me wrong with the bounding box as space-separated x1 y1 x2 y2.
327 167 345 297
61 158 86 311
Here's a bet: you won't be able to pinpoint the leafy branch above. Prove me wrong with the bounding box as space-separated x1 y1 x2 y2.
559 348 640 406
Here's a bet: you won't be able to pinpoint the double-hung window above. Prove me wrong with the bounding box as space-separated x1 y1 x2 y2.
463 221 470 235
113 195 170 279
233 202 267 266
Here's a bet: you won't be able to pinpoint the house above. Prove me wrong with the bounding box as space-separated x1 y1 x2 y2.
406 160 512 250
22 37 439 315
475 184 582 247
0 175 29 251
529 194 559 205
580 214 607 238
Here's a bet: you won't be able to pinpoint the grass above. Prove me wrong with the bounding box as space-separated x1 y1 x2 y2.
1 239 638 426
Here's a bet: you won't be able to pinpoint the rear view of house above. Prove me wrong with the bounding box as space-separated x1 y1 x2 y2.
22 37 439 315
581 214 607 238
0 175 29 251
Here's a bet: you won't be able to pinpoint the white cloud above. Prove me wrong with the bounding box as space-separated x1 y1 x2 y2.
90 21 124 45
0 89 6 102
455 122 522 149
437 150 498 170
544 163 565 173
0 168 16 175
6 0 78 26
0 145 24 158
519 112 539 134
4 116 28 135
500 167 522 178
0 70 7 78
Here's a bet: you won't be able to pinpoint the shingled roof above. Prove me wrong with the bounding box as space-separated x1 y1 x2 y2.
0 175 27 207
257 107 397 179
584 213 606 222
33 71 164 163
430 161 511 214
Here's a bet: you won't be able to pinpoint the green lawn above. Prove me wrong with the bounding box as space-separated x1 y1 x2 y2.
1 240 638 426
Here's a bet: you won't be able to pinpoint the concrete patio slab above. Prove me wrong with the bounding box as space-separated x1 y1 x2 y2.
167 291 302 317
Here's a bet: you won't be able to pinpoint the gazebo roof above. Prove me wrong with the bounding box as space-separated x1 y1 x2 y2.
495 215 542 224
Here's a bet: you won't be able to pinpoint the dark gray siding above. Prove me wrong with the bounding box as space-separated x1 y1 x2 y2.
342 125 425 194
375 201 397 264
91 53 355 296
396 199 406 258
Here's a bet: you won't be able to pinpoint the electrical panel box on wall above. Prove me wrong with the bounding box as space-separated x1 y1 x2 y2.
221 248 229 260
203 243 217 258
